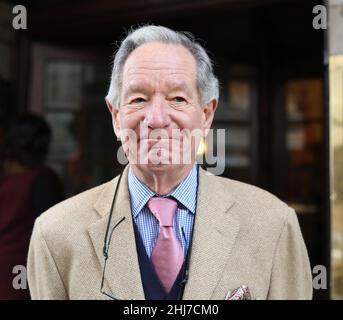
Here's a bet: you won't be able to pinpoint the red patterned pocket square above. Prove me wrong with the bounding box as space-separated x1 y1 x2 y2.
225 285 251 300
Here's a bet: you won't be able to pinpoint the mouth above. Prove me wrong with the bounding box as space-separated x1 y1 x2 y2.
139 138 172 149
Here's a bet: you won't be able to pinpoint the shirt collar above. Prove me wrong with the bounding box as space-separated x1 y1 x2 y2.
128 164 198 218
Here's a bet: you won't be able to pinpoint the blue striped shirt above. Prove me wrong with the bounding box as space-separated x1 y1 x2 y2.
128 165 198 257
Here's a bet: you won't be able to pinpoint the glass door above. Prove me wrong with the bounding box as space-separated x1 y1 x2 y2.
28 44 121 198
271 76 327 299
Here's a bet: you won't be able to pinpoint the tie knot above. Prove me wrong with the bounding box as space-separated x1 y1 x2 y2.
147 197 178 227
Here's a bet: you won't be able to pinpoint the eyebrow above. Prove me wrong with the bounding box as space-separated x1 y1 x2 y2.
122 80 195 99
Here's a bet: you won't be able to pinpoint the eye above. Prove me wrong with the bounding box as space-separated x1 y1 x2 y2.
130 97 146 104
172 97 187 104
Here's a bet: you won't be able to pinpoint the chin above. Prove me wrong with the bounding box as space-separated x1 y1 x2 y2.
145 162 175 171
136 162 185 175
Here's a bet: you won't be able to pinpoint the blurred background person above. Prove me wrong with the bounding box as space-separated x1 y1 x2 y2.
0 113 63 299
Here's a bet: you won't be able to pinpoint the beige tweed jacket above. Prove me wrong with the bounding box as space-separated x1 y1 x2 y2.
27 165 313 300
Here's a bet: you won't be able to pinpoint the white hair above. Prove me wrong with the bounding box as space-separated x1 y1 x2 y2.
105 25 219 108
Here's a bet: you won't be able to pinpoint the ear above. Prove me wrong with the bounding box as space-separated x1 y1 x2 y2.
106 99 121 139
201 99 218 136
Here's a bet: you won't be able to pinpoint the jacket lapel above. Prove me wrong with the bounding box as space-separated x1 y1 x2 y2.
183 168 240 299
87 165 145 300
87 165 239 300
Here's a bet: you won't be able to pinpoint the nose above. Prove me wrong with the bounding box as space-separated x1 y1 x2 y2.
144 96 171 129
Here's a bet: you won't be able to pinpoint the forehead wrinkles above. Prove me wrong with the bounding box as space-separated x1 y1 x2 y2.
124 67 193 83
124 60 195 75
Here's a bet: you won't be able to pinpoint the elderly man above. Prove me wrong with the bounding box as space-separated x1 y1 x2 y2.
27 25 312 300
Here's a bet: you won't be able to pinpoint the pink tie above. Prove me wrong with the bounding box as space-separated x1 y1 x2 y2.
148 197 184 293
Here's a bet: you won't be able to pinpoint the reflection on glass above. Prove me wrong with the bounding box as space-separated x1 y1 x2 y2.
209 124 251 169
330 55 343 299
286 79 323 121
287 124 323 151
46 112 78 160
215 79 252 121
46 62 83 110
228 80 251 110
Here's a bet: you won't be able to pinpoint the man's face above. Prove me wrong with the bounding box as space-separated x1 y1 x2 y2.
107 42 217 174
